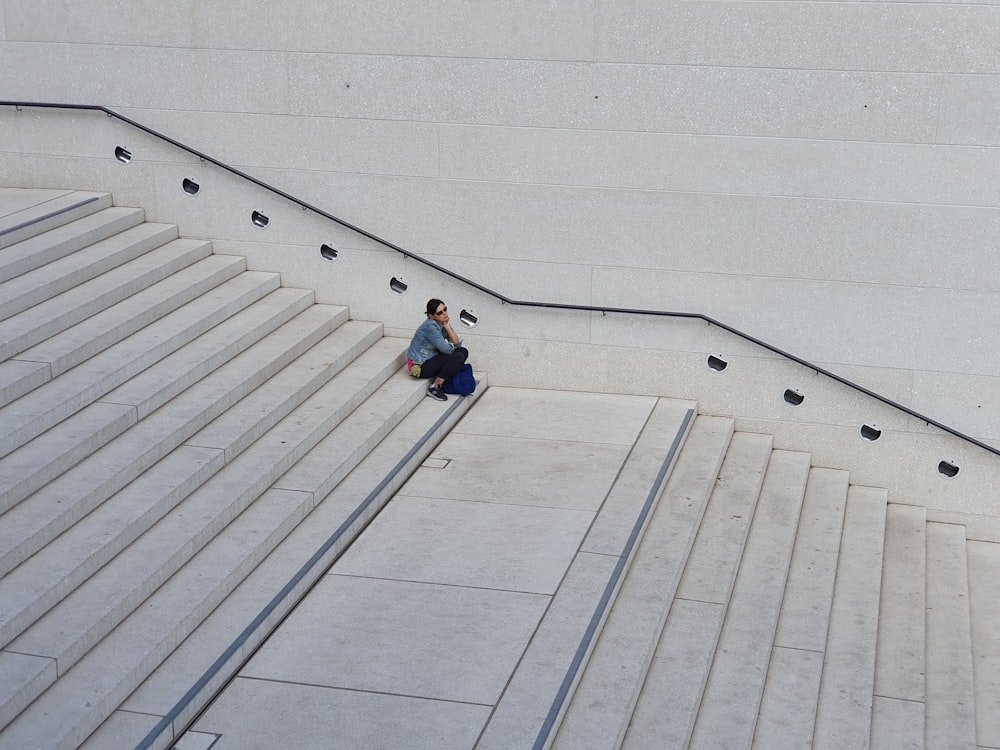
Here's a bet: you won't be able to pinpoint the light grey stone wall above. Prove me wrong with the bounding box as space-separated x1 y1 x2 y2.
2 0 1000 454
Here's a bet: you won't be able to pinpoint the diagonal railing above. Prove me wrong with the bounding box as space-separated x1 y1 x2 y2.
3 100 997 458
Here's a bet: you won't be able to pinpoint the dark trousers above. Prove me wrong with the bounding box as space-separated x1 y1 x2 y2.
419 347 468 382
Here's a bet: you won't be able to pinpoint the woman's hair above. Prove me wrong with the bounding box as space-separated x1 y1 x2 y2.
425 298 445 317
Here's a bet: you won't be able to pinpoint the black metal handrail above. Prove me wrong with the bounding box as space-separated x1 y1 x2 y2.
3 100 996 458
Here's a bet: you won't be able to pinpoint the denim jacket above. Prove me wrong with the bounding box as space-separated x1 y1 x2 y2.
406 317 462 364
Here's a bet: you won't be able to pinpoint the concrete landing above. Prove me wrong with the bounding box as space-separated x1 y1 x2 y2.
179 387 685 750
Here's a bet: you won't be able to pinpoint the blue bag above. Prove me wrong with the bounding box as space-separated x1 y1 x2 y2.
443 363 476 396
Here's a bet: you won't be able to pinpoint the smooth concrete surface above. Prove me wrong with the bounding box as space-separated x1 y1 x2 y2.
967 540 1000 748
188 387 662 749
813 486 887 750
553 416 733 750
687 450 811 750
5 0 1000 460
875 504 928 704
773 467 849 653
925 523 978 749
623 432 773 747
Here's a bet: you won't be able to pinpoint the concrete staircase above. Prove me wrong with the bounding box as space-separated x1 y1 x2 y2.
521 418 1000 750
2 187 999 749
0 188 482 750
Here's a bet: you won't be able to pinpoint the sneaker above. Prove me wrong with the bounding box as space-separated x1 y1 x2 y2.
427 383 447 401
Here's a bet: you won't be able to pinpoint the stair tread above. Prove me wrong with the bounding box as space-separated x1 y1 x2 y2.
924 522 977 750
59 376 482 750
101 286 318 419
0 192 116 253
623 432 773 749
0 305 351 580
0 188 76 220
0 401 138 516
7 339 405 670
0 221 178 322
875 504 927 703
0 360 49 412
967 540 1000 748
0 652 54 732
3 352 440 750
1 485 316 750
753 467 850 749
476 398 696 750
812 485 888 750
9 253 248 380
185 320 382 458
0 237 211 364
871 696 924 750
0 267 279 458
551 414 734 750
773 467 851 652
688 449 811 750
114 372 436 724
0 445 225 648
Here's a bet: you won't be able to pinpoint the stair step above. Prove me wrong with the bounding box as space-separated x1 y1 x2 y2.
94 373 472 748
0 401 138 517
1 485 315 750
0 306 354 581
5 253 247 385
924 522 977 749
687 450 811 750
475 397 696 750
4 338 404 673
753 467 850 749
0 191 115 253
0 361 49 412
623 431 773 749
0 312 372 643
0 221 178 323
967 540 1000 748
0 254 245 415
870 503 927 749
0 265 276 459
0 339 411 750
812 485 888 750
550 414 734 750
0 236 210 367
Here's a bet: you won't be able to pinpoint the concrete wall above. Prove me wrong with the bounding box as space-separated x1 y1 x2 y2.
2 0 1000 469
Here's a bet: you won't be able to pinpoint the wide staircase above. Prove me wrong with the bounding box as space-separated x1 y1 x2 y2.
1 188 998 749
0 189 484 749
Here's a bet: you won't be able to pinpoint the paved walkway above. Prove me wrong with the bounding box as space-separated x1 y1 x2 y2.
177 387 663 750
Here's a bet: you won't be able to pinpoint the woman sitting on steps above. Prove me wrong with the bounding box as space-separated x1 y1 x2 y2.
406 298 469 401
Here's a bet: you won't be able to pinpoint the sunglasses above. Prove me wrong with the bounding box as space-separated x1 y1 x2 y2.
434 307 447 315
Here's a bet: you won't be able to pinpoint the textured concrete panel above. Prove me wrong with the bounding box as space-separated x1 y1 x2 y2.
593 264 1000 375
193 677 489 750
870 696 924 750
453 386 655 444
911 369 1000 454
242 575 548 704
937 74 1000 146
423 253 594 307
4 0 199 45
442 127 997 202
0 43 291 112
203 170 758 273
598 1 1000 73
394 436 627 511
6 0 597 59
119 109 441 177
332 495 595 592
753 198 1000 289
289 53 941 142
